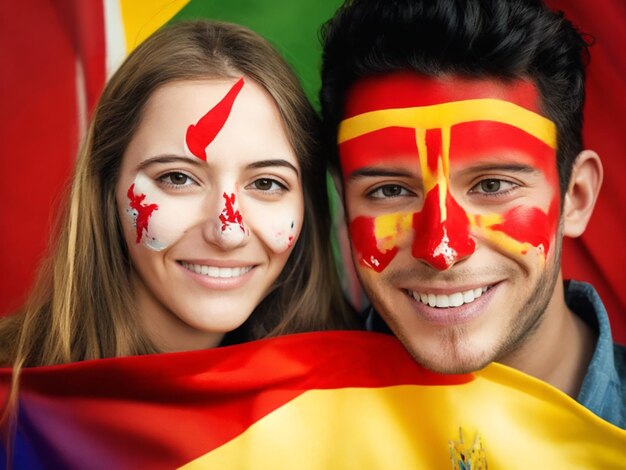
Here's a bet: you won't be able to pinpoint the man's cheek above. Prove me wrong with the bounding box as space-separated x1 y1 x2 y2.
349 212 413 272
470 198 560 262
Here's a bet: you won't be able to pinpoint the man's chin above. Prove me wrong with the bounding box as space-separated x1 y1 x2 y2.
404 344 494 375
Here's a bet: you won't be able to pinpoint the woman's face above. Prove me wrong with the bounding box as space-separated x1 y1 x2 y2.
116 78 304 352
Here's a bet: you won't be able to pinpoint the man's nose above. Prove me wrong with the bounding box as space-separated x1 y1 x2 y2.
411 185 475 270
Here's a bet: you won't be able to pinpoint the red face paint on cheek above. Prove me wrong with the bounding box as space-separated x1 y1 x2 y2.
219 192 246 233
489 197 560 257
126 184 159 244
185 78 244 160
349 216 399 273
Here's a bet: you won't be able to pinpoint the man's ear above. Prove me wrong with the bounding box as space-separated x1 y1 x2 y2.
562 150 603 238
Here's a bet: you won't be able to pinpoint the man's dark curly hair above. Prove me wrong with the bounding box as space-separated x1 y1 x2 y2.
320 0 590 195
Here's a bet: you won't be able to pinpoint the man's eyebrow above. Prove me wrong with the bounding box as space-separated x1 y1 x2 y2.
348 167 415 180
246 159 299 176
137 155 205 171
467 163 538 174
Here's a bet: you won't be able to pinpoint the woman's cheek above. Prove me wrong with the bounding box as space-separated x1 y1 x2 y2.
125 173 204 251
249 208 303 254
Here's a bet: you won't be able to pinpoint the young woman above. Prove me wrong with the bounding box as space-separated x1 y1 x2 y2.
0 20 360 465
0 20 356 369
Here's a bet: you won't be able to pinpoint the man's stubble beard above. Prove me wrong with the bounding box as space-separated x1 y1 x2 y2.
357 241 563 375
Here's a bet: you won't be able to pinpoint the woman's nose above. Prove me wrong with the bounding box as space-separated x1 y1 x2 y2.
203 191 249 249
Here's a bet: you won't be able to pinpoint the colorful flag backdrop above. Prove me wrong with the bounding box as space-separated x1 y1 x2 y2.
2 331 626 469
0 1 624 343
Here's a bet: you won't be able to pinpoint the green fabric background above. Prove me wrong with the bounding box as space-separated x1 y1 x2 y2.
171 0 344 108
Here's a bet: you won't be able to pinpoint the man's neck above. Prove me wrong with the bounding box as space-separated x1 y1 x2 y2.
500 277 597 398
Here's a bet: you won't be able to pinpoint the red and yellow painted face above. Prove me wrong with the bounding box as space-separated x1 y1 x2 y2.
339 72 559 273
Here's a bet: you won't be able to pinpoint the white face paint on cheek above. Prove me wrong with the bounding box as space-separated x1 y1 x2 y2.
125 173 203 251
265 214 302 254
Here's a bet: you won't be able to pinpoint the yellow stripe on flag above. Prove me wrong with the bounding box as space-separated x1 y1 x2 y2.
180 363 626 469
119 0 190 53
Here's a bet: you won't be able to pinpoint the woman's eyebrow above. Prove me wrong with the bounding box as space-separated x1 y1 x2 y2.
246 159 299 176
137 155 205 171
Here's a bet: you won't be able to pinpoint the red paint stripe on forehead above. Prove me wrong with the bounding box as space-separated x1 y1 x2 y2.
450 121 558 186
186 77 245 160
425 128 442 173
339 126 418 177
343 72 542 118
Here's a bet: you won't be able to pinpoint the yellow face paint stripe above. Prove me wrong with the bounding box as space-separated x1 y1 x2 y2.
468 214 547 263
338 99 556 148
439 126 452 221
415 127 451 222
373 212 413 251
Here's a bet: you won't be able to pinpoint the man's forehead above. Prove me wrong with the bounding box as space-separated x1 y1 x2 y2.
342 71 544 118
337 71 558 181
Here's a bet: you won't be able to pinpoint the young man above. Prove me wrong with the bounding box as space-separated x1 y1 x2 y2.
320 0 625 428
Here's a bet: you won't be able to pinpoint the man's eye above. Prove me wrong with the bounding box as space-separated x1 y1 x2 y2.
470 179 518 195
480 179 501 193
368 184 412 199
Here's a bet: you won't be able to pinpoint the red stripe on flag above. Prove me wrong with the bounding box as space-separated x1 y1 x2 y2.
1 331 471 468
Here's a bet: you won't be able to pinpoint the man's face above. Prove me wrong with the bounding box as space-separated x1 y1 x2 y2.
339 72 562 373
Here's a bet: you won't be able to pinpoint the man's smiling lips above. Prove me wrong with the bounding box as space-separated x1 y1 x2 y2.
407 286 491 308
404 282 498 309
402 283 500 326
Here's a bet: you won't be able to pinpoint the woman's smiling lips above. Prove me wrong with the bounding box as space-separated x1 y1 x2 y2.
177 260 257 289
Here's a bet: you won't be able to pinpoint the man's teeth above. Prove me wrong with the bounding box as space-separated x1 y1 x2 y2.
181 262 252 278
410 286 489 308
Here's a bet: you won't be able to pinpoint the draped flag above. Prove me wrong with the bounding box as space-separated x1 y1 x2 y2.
1 331 625 469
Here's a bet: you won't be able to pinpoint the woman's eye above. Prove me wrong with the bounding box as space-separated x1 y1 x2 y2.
159 172 195 187
251 178 286 192
368 184 412 199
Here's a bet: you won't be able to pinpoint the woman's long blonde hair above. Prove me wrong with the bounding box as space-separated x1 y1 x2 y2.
0 19 357 369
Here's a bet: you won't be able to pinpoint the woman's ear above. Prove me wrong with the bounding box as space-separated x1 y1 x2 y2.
562 150 603 238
